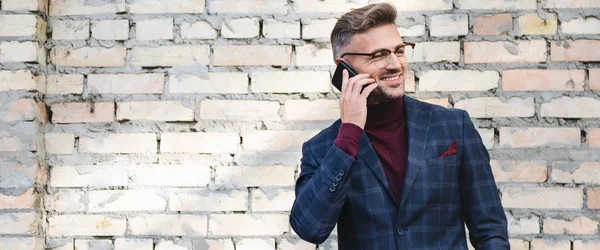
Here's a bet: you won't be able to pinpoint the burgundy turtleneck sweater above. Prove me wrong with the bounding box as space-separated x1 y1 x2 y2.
334 96 408 203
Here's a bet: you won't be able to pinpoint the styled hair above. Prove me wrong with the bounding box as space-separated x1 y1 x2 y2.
330 3 397 59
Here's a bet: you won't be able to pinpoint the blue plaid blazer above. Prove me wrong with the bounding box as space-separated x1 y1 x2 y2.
290 95 509 249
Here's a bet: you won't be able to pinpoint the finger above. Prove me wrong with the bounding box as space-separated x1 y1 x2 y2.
352 77 376 95
360 82 378 98
341 69 349 94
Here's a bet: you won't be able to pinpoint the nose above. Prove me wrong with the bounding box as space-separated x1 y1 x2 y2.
385 54 404 70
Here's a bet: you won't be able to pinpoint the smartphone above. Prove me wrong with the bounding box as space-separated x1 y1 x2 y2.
331 61 370 93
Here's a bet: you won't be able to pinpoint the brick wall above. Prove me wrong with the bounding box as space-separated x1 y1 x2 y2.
1 0 600 249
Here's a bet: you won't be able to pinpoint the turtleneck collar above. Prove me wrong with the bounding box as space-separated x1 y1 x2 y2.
365 95 405 129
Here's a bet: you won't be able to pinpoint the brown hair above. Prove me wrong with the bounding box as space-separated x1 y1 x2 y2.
330 3 397 59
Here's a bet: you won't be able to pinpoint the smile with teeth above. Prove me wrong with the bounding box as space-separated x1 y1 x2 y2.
381 75 401 81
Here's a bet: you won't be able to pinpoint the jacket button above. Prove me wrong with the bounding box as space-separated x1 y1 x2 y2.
329 185 336 192
396 227 405 236
338 169 345 176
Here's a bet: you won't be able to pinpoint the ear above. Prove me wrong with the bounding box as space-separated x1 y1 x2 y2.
334 57 346 65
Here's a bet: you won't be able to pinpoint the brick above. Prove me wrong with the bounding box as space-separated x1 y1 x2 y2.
0 238 43 250
420 98 449 108
0 15 41 38
237 239 274 250
562 17 600 34
129 214 207 236
88 73 163 94
251 188 294 212
49 20 89 40
283 99 339 120
503 69 585 91
48 215 126 236
50 166 129 188
1 99 37 122
242 130 318 152
180 21 217 40
2 0 44 11
215 166 295 188
502 187 583 209
200 100 280 121
0 213 37 234
465 41 547 64
406 42 460 63
457 0 536 9
45 133 75 154
170 189 247 211
430 14 468 37
574 240 600 250
221 18 259 39
263 19 300 39
398 25 426 37
154 241 188 250
51 46 126 67
303 19 337 39
130 46 209 66
50 0 125 16
279 238 316 250
474 13 513 36
294 0 365 13
419 70 499 91
589 128 600 148
318 239 338 250
92 20 129 40
371 0 453 11
51 102 114 123
118 101 194 121
161 132 240 153
404 70 416 93
0 122 35 151
552 40 600 62
48 239 73 250
542 97 600 118
47 74 84 94
478 128 494 150
75 239 112 250
545 0 600 8
136 19 173 40
518 13 558 35
0 188 34 210
128 0 205 14
114 239 153 250
491 160 547 182
455 97 534 118
44 189 85 212
130 165 211 187
591 68 600 90
209 214 288 236
506 213 539 234
169 72 247 94
209 0 287 14
251 71 330 93
500 127 580 148
0 70 37 92
0 42 39 63
553 162 600 184
544 216 598 234
0 154 37 192
89 190 167 212
79 133 157 154
234 152 302 166
588 188 600 209
214 45 291 66
531 239 570 250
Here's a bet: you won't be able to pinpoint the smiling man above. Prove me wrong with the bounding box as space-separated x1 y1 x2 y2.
289 3 509 250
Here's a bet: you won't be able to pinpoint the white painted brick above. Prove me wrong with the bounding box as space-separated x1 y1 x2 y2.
130 165 211 187
180 21 217 39
296 44 333 66
79 133 157 154
199 100 280 121
47 74 84 94
0 70 37 92
303 19 337 39
161 132 240 153
251 188 294 211
430 14 469 37
251 71 330 93
136 19 173 40
209 0 288 14
45 133 75 155
130 46 209 66
214 45 292 66
500 127 580 148
114 239 153 250
50 20 90 40
215 166 295 188
2 0 43 11
419 70 499 91
243 130 318 152
465 41 547 64
317 239 338 250
544 216 598 234
457 0 537 10
372 0 453 11
50 0 126 16
154 241 189 250
129 214 208 236
0 213 37 234
506 213 540 234
50 166 129 188
0 237 43 250
92 20 129 40
263 19 300 39
169 72 248 94
45 189 85 213
406 42 460 63
0 98 37 122
562 17 600 34
279 238 316 250
0 15 41 38
117 101 194 121
573 239 600 250
502 187 584 209
221 18 260 38
553 162 600 184
0 42 39 63
51 102 114 123
0 123 35 152
48 215 126 237
74 239 112 250
294 0 368 13
234 152 302 166
209 214 288 236
455 97 535 118
541 97 600 118
236 238 274 250
545 0 600 8
531 239 570 250
48 239 73 250
170 189 247 211
128 0 205 14
88 73 164 94
398 25 426 37
283 99 339 120
51 46 126 67
89 190 167 212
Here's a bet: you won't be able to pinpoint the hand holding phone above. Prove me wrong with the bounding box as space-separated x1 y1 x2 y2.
331 61 378 129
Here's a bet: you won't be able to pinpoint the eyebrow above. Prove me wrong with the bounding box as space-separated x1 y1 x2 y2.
368 43 407 54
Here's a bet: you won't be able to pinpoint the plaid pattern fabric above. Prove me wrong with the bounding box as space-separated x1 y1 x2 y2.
290 95 509 250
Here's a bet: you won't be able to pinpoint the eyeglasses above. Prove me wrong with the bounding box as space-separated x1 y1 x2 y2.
340 42 416 68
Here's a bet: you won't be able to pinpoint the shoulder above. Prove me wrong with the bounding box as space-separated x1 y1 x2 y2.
406 95 469 123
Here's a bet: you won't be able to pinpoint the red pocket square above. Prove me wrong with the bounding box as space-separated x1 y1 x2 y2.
440 140 457 157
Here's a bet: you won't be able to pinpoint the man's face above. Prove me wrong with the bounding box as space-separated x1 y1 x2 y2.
336 23 409 103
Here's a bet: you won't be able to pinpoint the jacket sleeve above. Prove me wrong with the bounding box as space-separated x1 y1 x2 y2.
289 139 357 244
459 110 510 250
